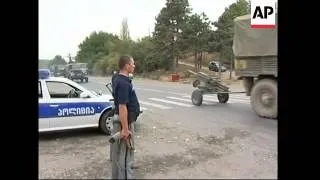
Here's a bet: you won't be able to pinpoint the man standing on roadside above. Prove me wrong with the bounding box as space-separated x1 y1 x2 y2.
111 55 140 179
109 70 118 161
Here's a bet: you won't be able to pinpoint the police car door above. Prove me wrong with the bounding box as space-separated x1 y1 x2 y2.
44 80 96 130
39 80 50 131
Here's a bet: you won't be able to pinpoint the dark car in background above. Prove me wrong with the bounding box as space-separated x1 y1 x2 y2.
67 69 88 83
208 61 227 72
64 63 89 83
54 68 66 77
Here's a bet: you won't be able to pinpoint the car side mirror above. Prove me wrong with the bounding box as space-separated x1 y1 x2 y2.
80 92 90 98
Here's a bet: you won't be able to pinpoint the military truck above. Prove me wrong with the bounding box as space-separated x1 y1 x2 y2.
232 14 277 119
53 65 66 77
64 63 89 83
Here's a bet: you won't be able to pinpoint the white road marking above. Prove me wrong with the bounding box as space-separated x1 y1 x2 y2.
139 100 172 109
140 107 149 111
183 95 250 104
205 94 249 100
95 82 107 85
149 98 193 107
228 99 250 104
166 96 191 102
166 96 219 105
136 88 189 96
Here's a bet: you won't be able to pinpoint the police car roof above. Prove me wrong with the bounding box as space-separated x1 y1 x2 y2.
39 77 89 90
41 76 72 82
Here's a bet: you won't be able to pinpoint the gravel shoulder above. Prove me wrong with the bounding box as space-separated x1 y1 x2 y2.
39 111 277 179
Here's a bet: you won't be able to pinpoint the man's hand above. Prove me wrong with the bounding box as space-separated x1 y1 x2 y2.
119 103 131 145
120 129 132 145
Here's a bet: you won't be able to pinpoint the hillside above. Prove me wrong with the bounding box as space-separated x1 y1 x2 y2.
176 52 238 81
138 55 239 85
180 52 220 66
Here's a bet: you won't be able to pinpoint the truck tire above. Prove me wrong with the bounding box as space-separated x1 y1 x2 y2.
191 89 203 106
250 79 277 119
99 110 114 135
217 93 229 103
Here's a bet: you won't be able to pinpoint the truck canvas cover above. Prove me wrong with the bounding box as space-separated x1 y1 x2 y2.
232 14 277 57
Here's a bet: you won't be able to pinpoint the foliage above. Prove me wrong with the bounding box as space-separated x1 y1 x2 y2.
49 55 66 66
180 12 212 71
73 0 250 75
153 0 191 71
212 0 250 63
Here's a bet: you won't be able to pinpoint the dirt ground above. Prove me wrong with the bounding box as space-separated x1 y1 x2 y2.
39 111 277 179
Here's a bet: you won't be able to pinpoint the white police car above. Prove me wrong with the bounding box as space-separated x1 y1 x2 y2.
38 69 114 135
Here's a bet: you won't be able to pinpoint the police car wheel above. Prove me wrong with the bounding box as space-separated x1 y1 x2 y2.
99 110 113 135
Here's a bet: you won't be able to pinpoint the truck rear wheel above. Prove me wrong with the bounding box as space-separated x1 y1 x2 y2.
250 79 277 119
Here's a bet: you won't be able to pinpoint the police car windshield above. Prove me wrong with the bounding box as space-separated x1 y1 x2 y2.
90 90 99 96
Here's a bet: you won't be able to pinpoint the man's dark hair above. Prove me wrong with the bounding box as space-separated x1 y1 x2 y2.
118 55 132 70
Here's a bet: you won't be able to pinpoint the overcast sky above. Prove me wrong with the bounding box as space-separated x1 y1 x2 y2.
39 0 237 60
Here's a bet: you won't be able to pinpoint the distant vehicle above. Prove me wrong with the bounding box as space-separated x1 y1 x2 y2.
67 69 89 82
65 63 89 83
39 69 51 78
38 71 114 135
53 65 66 77
208 61 227 72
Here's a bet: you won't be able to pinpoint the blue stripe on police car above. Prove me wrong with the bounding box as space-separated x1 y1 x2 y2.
39 102 112 118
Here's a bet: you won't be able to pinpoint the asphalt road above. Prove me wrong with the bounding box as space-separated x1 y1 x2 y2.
39 76 277 179
83 76 276 129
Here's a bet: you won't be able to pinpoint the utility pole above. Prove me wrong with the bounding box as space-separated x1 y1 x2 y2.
66 53 74 64
172 34 176 73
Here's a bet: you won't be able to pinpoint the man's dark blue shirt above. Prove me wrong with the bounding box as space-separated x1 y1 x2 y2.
111 73 119 98
113 74 140 115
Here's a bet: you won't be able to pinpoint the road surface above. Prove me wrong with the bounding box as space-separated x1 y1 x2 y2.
39 76 277 179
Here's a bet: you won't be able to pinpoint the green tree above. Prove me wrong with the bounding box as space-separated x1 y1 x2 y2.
75 31 119 70
212 0 249 64
180 12 212 72
49 55 66 66
110 39 135 55
95 52 120 75
153 0 191 72
131 36 158 73
120 17 131 41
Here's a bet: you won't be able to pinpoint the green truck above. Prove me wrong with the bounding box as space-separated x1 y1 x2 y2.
64 63 89 83
232 14 277 119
